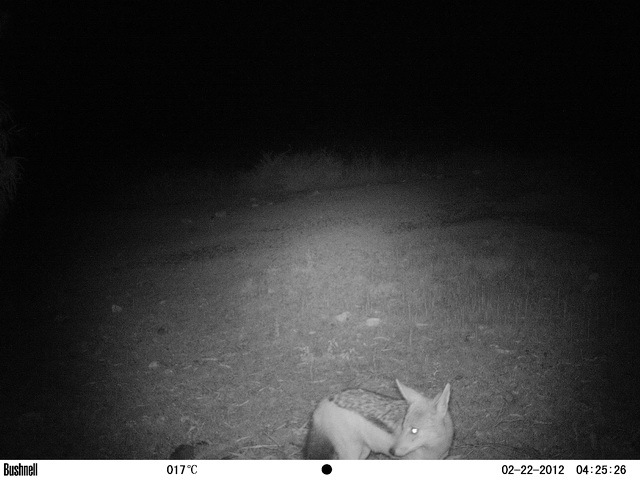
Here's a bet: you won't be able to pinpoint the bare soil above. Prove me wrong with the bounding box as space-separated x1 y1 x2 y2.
2 167 639 459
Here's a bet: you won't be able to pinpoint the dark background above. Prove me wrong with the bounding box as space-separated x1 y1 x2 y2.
0 2 638 195
0 2 639 460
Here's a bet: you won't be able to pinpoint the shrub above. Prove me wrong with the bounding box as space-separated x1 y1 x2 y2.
0 102 23 228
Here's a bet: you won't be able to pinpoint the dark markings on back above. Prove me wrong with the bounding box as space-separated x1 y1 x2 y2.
329 388 407 434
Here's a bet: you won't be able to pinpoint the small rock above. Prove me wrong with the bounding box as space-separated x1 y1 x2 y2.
170 444 195 460
365 317 381 327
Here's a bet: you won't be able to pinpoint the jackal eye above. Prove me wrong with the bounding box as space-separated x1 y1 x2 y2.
410 427 419 435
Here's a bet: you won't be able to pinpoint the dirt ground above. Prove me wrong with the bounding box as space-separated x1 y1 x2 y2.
2 165 639 459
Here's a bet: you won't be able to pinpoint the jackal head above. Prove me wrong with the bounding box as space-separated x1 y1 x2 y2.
389 381 453 459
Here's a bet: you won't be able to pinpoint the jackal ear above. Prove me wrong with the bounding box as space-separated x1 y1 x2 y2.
435 383 451 416
395 379 423 403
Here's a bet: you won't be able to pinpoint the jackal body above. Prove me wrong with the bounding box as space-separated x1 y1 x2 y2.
304 381 453 459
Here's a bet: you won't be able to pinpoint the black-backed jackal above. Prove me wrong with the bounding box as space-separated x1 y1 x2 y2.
304 381 453 459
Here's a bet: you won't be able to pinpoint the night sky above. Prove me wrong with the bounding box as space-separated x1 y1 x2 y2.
1 2 637 179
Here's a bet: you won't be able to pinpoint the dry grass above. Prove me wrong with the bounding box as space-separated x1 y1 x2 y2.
242 149 421 192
